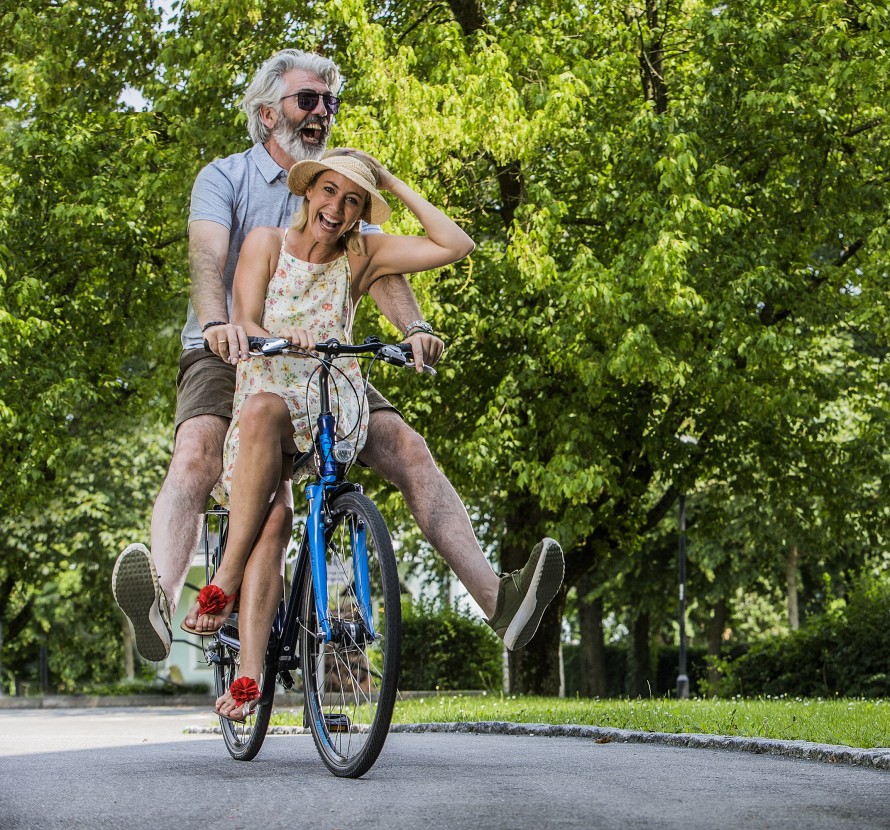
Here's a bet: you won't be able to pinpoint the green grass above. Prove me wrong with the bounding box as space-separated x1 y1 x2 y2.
382 694 890 750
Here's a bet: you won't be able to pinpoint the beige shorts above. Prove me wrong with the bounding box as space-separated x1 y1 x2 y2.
174 348 400 430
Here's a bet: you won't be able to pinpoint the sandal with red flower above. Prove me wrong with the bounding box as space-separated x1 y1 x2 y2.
180 584 237 636
216 676 261 723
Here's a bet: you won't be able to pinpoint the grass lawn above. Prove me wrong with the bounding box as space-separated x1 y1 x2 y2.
383 694 890 750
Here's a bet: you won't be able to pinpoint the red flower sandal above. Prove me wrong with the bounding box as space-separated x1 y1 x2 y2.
217 676 260 723
180 584 237 636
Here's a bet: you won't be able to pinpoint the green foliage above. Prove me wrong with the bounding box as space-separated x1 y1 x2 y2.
0 421 170 692
81 677 209 697
720 573 890 698
398 599 503 691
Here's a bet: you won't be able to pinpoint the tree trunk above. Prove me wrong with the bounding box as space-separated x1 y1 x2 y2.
627 610 652 697
707 596 728 691
446 0 486 37
629 0 669 115
786 545 800 631
506 592 565 695
578 579 607 698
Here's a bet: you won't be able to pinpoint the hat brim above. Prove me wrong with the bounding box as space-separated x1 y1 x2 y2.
287 159 391 225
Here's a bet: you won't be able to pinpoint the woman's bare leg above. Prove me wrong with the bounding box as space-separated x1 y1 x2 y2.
184 393 297 632
215 471 293 719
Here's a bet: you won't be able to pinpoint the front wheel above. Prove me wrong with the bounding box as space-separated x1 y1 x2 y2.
299 491 402 777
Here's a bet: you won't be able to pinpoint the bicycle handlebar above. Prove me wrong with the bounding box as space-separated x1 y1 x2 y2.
204 335 436 374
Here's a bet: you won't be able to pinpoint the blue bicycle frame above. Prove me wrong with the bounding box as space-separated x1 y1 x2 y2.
304 362 376 644
215 335 413 663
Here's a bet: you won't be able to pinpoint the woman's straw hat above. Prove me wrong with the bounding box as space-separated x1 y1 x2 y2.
287 152 391 224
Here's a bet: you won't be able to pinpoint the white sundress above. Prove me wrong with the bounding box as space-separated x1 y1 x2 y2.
218 232 370 497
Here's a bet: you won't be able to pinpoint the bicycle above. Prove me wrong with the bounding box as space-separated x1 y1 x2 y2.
199 334 429 777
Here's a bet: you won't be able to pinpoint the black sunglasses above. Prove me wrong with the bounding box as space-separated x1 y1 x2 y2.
280 89 341 115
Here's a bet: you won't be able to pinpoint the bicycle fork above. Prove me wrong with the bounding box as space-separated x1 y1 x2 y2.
305 483 377 644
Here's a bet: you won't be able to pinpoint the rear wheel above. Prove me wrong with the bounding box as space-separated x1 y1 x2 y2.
212 617 274 762
204 509 273 761
299 491 401 777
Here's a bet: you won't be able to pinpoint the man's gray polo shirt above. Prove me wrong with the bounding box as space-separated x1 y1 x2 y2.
182 143 303 350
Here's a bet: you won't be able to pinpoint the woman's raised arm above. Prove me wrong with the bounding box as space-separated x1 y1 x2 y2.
352 154 474 293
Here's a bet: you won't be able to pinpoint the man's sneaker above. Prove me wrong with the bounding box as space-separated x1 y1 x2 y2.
486 537 565 651
111 543 172 662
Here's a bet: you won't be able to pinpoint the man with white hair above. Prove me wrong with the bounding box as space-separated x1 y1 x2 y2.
112 49 563 663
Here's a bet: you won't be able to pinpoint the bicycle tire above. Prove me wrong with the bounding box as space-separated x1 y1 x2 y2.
204 510 274 761
298 491 402 777
212 616 274 761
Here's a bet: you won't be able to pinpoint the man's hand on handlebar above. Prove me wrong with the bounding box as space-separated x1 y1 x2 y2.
204 322 250 365
404 332 444 374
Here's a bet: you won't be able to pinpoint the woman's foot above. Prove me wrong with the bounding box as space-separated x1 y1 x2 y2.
215 676 261 722
181 584 237 635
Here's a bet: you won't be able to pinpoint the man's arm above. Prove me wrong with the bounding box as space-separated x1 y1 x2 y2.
367 273 444 371
188 219 248 362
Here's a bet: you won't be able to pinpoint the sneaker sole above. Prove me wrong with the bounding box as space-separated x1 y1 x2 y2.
112 545 172 662
504 538 565 651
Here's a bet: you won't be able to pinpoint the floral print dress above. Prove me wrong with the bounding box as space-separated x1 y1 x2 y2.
218 232 369 498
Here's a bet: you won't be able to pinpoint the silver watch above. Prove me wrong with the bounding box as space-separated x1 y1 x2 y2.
404 320 434 336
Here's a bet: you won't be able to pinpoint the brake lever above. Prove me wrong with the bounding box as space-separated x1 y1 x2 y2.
381 343 437 375
258 337 290 355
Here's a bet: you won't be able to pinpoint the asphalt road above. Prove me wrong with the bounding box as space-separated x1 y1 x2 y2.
1 707 888 830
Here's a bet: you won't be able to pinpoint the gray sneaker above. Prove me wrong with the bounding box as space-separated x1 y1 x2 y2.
111 543 172 662
486 537 564 651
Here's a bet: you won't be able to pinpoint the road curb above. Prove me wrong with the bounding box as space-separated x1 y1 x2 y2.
181 716 890 771
390 721 890 771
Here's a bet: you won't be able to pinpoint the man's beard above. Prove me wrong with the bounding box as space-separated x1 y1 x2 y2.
272 111 330 163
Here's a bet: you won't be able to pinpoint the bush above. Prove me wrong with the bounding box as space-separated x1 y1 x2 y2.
720 573 890 698
82 677 210 696
398 600 503 691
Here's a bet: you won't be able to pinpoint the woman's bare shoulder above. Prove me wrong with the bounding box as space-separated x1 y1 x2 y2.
243 225 285 250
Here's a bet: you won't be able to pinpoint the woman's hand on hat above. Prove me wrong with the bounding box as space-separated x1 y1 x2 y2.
375 165 399 193
344 149 397 192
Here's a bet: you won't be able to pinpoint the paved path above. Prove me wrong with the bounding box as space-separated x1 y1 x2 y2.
1 707 888 829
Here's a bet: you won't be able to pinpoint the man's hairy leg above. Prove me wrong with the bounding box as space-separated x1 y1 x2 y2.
151 413 228 613
359 410 499 618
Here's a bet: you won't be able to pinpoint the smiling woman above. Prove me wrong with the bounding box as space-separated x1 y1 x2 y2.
286 150 392 257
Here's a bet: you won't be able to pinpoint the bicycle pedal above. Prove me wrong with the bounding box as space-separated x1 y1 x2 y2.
324 713 351 733
277 670 296 691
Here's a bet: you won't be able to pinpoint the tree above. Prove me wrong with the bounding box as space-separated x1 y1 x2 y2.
349 0 890 692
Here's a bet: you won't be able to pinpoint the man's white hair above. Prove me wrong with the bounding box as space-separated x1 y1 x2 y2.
242 49 342 144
